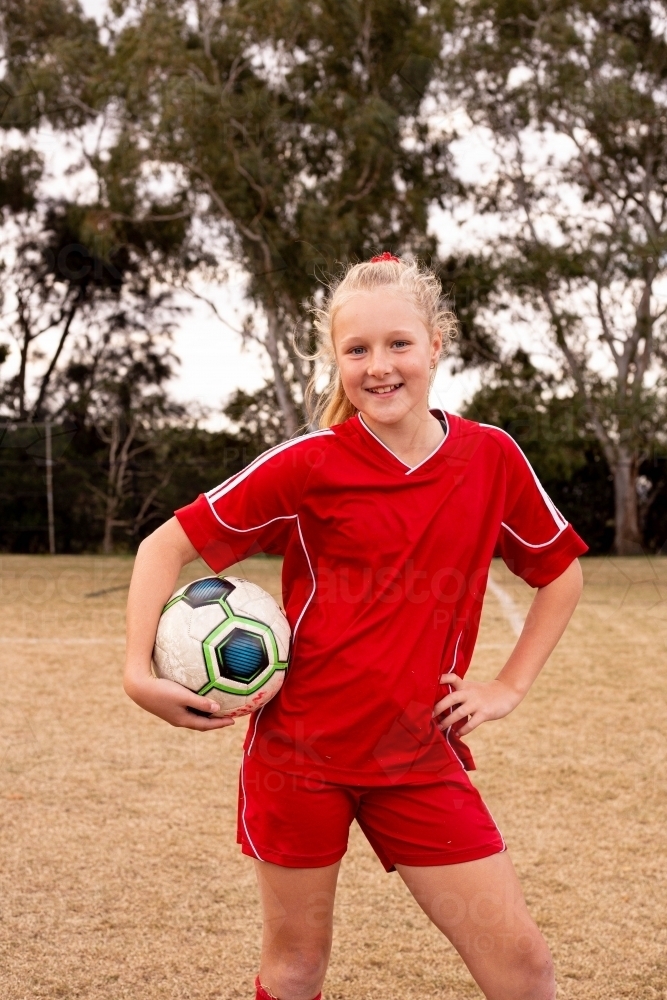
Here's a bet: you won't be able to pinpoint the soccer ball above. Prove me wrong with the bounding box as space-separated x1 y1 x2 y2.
153 575 290 717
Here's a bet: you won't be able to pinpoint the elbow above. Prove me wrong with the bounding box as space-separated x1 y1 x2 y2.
122 671 142 703
122 671 134 700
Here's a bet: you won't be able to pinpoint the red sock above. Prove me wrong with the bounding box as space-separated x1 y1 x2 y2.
255 975 321 1000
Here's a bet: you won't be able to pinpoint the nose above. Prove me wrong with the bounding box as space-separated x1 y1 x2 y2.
366 348 393 378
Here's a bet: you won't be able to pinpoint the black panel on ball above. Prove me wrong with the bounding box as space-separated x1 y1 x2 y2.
183 577 235 608
216 629 268 683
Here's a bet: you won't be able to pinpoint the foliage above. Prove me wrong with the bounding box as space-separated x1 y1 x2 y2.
446 0 667 552
462 351 616 553
0 0 107 131
0 419 254 554
110 0 455 433
2 0 666 554
224 382 287 451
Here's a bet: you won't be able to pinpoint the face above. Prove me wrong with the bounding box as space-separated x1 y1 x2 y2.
333 289 442 427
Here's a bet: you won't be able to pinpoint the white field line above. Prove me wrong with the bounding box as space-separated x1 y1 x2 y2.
486 574 525 638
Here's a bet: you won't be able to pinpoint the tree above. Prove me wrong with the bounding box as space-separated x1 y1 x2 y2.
224 382 285 452
0 0 203 421
57 302 183 551
463 349 616 553
0 195 119 420
0 0 220 551
112 0 453 434
445 0 667 553
0 0 105 134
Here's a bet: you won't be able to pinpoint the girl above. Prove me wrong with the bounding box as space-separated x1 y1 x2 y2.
124 255 586 1000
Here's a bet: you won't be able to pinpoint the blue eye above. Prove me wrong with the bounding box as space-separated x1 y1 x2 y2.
350 346 366 355
393 340 409 348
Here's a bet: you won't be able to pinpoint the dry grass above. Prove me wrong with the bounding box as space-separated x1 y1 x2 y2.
0 553 666 1000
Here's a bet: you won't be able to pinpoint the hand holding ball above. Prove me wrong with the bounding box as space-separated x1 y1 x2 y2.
153 576 290 718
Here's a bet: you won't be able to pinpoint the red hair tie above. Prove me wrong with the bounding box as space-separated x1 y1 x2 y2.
370 251 400 263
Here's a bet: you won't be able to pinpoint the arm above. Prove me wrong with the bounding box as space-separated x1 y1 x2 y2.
434 558 583 737
124 516 235 731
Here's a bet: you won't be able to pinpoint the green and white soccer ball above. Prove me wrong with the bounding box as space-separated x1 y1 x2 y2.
153 576 290 717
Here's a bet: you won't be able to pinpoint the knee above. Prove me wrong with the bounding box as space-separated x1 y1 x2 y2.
270 944 328 1000
512 933 555 1000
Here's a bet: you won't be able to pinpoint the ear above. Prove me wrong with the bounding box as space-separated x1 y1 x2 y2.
430 327 443 366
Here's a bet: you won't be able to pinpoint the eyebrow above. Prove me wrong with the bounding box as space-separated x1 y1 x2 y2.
336 328 417 344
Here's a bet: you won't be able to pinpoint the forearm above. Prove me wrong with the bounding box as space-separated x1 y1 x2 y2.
124 517 199 695
123 517 234 731
496 558 584 700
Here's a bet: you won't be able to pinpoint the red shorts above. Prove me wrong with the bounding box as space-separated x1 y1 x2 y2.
237 754 505 872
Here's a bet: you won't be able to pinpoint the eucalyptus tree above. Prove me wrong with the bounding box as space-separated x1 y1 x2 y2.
0 0 216 549
0 0 104 131
446 0 667 554
57 317 184 552
0 0 105 419
0 1 166 411
113 0 452 435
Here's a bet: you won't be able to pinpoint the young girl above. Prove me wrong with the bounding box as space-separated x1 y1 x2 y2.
124 255 586 1000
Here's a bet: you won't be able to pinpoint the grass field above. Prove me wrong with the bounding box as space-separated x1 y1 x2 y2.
0 554 666 1000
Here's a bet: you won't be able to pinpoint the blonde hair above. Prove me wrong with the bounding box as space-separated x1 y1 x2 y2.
304 256 458 428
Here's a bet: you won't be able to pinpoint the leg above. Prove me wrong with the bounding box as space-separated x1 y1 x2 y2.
254 859 340 1000
397 852 555 1000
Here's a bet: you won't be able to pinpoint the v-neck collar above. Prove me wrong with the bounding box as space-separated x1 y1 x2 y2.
357 411 450 476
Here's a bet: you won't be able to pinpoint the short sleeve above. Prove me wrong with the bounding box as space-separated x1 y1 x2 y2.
490 428 589 587
175 431 332 573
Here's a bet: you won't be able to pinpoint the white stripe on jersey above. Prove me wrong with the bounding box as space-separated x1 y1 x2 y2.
203 429 332 645
499 521 567 549
480 423 568 548
206 429 334 503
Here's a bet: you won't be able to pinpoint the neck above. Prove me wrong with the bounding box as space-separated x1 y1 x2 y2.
360 407 444 468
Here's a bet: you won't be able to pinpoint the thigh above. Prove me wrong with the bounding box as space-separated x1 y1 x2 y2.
397 852 553 1000
254 858 341 956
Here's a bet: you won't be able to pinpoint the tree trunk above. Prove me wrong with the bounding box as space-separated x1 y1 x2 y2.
102 416 121 555
31 293 81 419
264 305 301 438
102 501 116 555
613 449 642 555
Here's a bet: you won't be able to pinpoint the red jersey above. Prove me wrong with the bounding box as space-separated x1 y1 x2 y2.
175 411 587 783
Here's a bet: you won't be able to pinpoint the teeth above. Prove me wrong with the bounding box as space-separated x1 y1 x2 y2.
368 384 401 394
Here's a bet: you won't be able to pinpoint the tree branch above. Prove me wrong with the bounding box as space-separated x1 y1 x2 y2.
31 289 83 419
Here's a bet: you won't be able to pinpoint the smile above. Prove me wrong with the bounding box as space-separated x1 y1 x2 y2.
366 384 403 394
